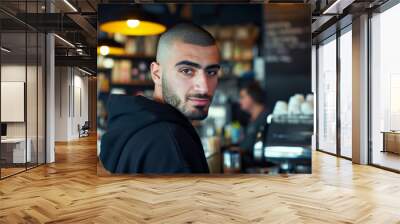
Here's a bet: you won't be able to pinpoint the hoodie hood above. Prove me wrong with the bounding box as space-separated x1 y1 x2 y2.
99 94 199 172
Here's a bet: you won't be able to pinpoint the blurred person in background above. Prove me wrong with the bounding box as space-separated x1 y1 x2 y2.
238 81 269 164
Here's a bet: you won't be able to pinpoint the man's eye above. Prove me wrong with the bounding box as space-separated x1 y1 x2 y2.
207 70 218 77
180 68 194 76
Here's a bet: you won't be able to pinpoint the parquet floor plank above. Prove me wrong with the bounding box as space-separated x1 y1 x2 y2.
1 135 400 223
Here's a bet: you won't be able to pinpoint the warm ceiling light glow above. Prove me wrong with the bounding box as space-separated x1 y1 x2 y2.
103 58 114 68
97 46 125 56
99 46 110 56
97 38 126 56
54 34 75 48
127 19 140 28
100 20 166 36
63 0 78 12
1 47 11 53
322 0 354 14
78 67 93 76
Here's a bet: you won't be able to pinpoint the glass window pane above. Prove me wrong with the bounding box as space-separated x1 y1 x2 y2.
27 30 38 169
38 32 45 165
318 36 337 154
1 30 27 177
371 3 400 171
339 29 352 158
1 1 47 179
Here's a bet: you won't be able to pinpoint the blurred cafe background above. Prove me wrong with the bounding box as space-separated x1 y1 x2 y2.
97 4 313 174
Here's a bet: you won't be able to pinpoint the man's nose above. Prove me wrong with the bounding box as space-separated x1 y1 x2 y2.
194 71 209 94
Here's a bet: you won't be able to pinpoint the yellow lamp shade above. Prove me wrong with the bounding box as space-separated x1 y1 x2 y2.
100 19 166 36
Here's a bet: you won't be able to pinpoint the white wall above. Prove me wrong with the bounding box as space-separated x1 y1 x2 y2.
1 64 26 81
1 82 25 122
1 63 46 164
1 65 26 132
74 73 89 136
55 66 69 141
55 67 89 141
1 65 32 138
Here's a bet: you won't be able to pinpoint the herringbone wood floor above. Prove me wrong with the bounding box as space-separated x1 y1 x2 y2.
1 135 400 224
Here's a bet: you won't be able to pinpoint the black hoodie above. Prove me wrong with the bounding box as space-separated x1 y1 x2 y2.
99 95 210 174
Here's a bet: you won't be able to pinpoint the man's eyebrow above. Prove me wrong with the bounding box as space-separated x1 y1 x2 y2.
175 60 221 70
205 64 221 70
175 60 201 69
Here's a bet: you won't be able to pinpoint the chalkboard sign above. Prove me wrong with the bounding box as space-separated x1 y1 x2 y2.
263 4 311 109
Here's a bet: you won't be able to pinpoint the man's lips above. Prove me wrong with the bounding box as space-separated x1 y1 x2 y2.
188 97 210 106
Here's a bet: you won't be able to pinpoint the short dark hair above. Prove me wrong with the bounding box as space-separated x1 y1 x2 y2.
161 23 216 46
156 23 216 62
241 81 265 105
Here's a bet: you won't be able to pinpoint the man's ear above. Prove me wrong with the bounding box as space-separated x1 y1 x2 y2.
150 62 162 86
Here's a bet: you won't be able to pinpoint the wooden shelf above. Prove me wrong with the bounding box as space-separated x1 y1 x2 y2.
97 68 112 72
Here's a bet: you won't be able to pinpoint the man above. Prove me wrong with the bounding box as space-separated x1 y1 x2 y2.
239 81 269 154
100 23 221 174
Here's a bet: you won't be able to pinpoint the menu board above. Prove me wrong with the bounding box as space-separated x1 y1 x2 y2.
264 4 311 66
263 4 311 109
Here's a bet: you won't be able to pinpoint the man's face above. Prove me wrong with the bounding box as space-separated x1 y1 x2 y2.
239 89 254 113
160 41 220 120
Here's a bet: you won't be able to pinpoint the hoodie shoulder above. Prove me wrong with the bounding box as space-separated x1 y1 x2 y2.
100 94 209 173
106 95 190 130
115 121 191 173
